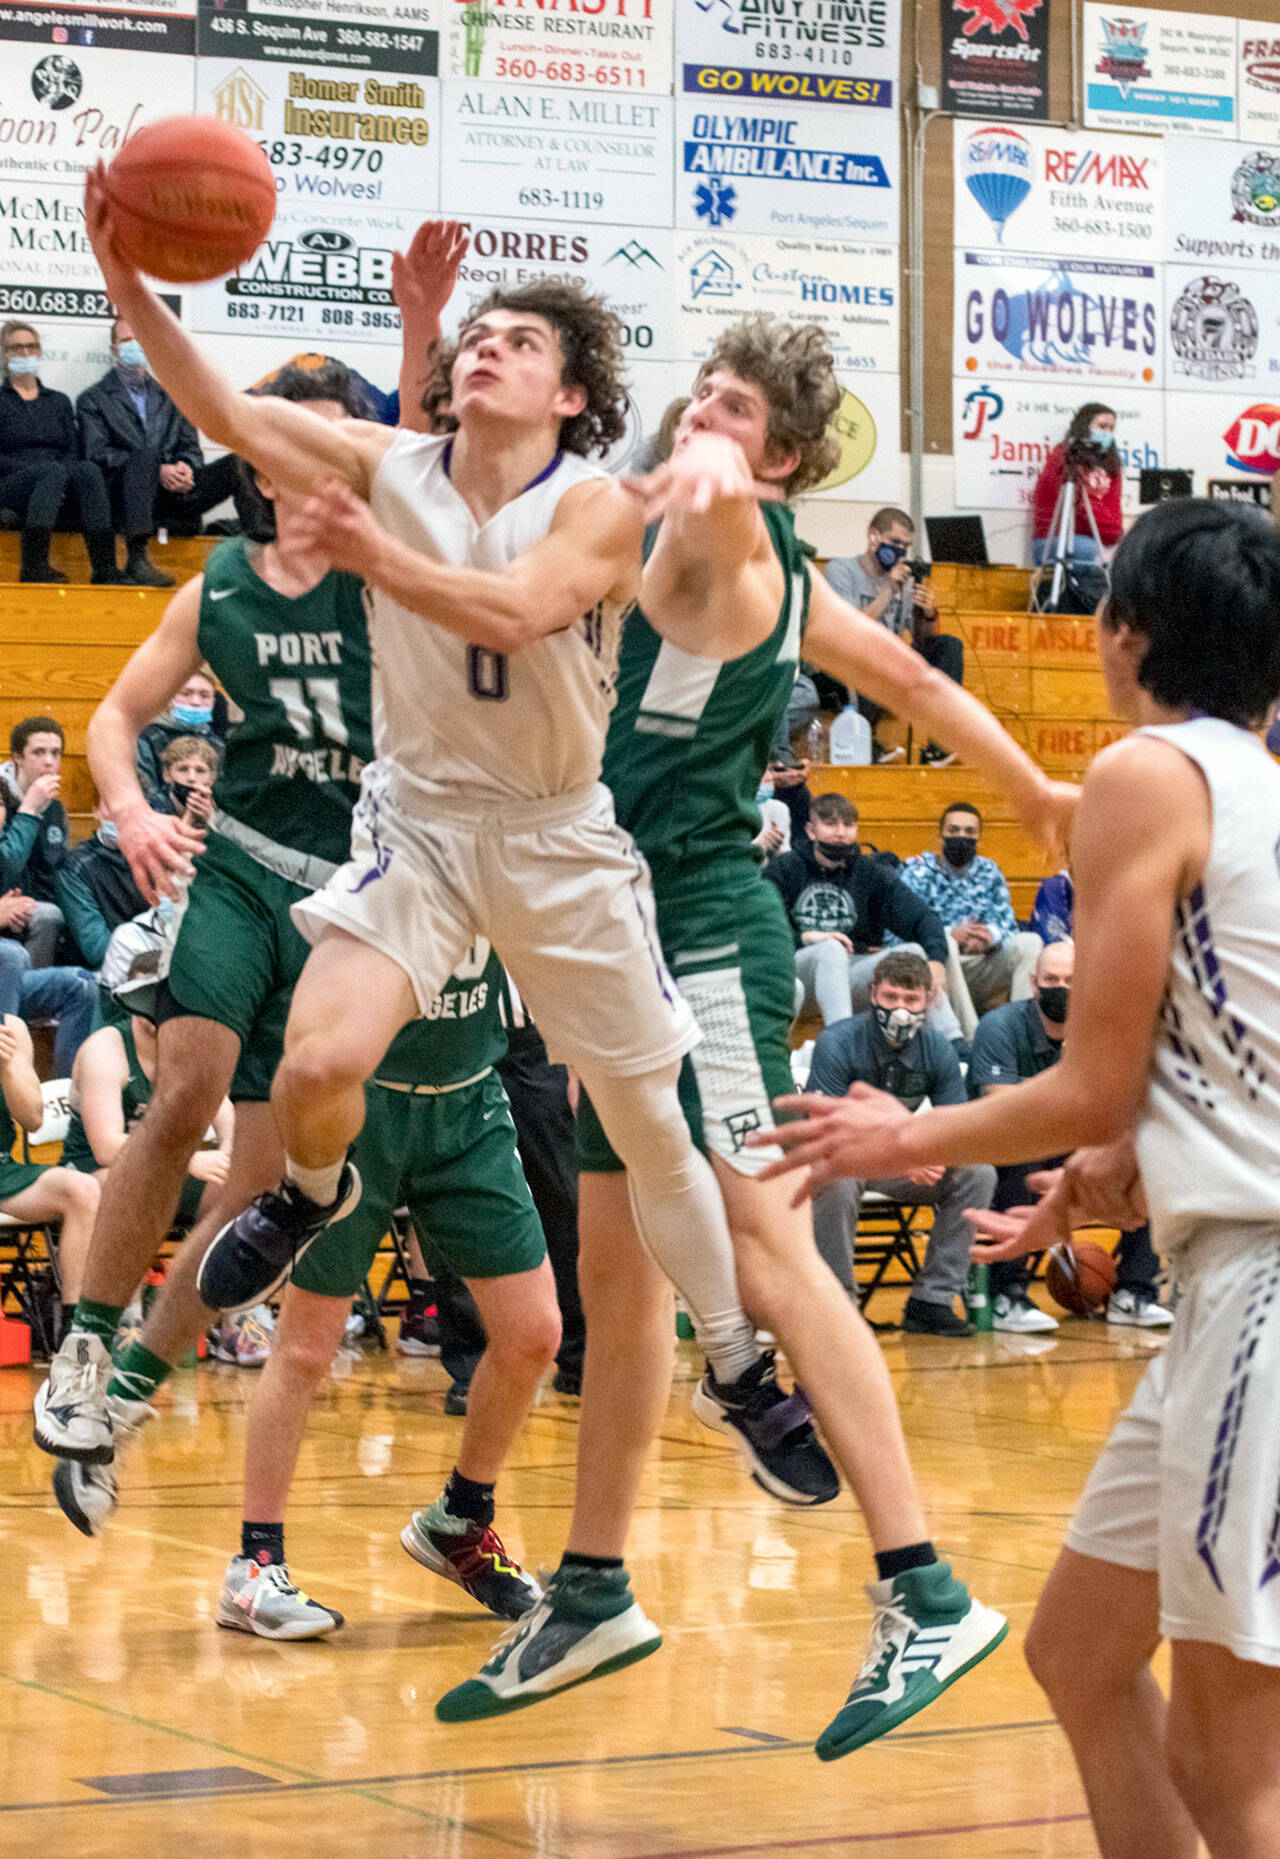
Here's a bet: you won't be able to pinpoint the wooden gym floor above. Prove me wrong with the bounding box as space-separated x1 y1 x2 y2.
0 1302 1169 1858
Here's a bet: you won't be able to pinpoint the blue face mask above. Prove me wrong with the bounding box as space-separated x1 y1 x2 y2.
1089 426 1116 450
172 704 212 728
7 355 40 376
116 339 147 370
874 540 907 571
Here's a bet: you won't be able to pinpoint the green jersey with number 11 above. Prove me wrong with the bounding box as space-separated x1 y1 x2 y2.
196 537 372 866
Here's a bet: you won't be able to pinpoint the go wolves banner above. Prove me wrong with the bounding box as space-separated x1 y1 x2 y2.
954 249 1162 389
941 0 1050 122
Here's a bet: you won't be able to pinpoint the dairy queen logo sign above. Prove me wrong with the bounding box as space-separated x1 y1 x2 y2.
1224 403 1280 476
1170 277 1258 384
1231 152 1280 230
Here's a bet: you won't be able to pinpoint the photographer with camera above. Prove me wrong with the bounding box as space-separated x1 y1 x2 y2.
823 508 963 767
1031 404 1122 570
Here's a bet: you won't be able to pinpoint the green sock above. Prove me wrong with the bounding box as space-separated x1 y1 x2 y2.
550 1559 634 1625
72 1298 124 1347
108 1341 173 1405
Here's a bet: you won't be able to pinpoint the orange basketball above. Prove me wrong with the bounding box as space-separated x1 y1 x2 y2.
1046 1241 1118 1315
103 116 276 284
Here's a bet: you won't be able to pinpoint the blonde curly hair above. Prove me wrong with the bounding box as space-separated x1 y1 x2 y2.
695 316 841 495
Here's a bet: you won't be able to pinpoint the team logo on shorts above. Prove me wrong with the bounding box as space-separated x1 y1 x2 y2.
724 1107 766 1152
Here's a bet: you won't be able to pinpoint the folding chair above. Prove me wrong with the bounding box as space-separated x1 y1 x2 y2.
854 1190 926 1317
352 1208 419 1352
0 1079 72 1358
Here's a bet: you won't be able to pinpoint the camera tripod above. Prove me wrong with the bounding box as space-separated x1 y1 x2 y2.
1029 471 1107 615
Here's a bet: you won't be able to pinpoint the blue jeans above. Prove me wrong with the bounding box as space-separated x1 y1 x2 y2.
1032 533 1100 566
0 938 96 1073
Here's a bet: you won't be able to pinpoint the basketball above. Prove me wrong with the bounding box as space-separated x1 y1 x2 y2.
1046 1241 1118 1315
102 116 276 284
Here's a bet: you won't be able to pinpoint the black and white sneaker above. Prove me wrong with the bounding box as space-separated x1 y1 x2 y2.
196 1166 360 1314
51 1393 155 1534
692 1350 839 1506
33 1332 114 1463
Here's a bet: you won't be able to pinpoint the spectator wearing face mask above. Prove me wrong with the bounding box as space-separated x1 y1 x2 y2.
136 670 225 801
78 316 239 588
153 734 218 824
1031 403 1123 567
898 801 1042 1038
822 507 963 767
806 950 996 1336
53 805 148 971
968 939 1171 1332
767 792 964 1042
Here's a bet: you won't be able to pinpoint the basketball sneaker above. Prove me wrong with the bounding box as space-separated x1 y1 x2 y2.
815 1562 1008 1761
217 1556 344 1641
396 1307 440 1357
196 1165 360 1314
33 1331 114 1463
401 1504 542 1621
1106 1289 1173 1329
51 1394 155 1536
992 1294 1059 1334
208 1305 275 1366
692 1351 839 1505
436 1563 661 1722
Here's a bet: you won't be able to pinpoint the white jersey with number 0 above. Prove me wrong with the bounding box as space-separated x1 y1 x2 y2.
368 430 626 806
1136 716 1280 1255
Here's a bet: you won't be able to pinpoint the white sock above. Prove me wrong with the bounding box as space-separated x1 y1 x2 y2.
285 1157 344 1207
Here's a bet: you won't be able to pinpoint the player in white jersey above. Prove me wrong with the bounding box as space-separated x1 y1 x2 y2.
75 183 783 1690
758 498 1280 1856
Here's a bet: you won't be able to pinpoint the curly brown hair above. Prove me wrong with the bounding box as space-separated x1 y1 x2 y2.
452 280 629 458
695 316 841 495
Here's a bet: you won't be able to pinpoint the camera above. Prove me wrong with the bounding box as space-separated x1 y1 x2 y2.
906 557 932 581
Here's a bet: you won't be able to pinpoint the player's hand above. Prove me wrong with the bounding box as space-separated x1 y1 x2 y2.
625 431 755 520
392 218 470 327
83 162 139 298
747 1083 914 1203
189 1148 230 1186
18 771 60 816
1019 776 1079 864
966 1199 1065 1262
1049 1137 1147 1230
293 478 386 576
161 461 194 493
117 800 204 905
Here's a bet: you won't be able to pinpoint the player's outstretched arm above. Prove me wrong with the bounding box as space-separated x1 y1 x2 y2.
0 1015 44 1134
394 219 468 434
750 734 1209 1195
292 475 643 652
804 574 1078 859
88 576 208 904
83 165 387 499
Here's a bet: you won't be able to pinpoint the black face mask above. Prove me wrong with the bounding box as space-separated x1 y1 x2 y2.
873 1003 927 1050
941 834 978 869
814 839 858 868
1037 986 1069 1025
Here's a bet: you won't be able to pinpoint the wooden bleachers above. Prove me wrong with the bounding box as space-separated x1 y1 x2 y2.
0 529 216 589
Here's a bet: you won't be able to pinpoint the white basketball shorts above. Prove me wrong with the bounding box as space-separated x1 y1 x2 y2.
293 765 697 1080
1067 1224 1280 1665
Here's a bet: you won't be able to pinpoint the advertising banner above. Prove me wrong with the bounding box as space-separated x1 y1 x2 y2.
0 0 193 36
676 0 900 110
196 57 439 209
953 119 1162 260
954 250 1161 389
443 0 673 95
440 82 672 226
675 231 897 373
1163 137 1280 271
215 0 436 31
953 376 1165 512
1165 389 1280 493
196 4 436 73
940 0 1049 122
1083 3 1235 139
450 219 677 358
806 368 901 502
673 97 898 240
1166 262 1280 395
0 25 194 185
1238 28 1280 146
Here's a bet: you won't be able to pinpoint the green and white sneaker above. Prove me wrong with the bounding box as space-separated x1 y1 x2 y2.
51 1393 156 1537
816 1562 1007 1761
216 1556 344 1641
436 1563 661 1722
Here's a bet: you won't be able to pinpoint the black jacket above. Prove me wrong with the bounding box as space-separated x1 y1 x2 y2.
77 369 204 476
54 833 148 968
0 379 79 475
767 839 949 963
0 779 69 900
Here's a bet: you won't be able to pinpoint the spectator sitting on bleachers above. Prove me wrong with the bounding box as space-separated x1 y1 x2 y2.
822 507 963 767
1 716 71 968
0 319 121 585
136 670 224 801
54 807 148 972
0 1007 99 1333
1030 868 1074 946
806 949 996 1336
968 938 1171 1332
77 316 239 588
768 792 964 1041
899 801 1042 1038
151 735 217 824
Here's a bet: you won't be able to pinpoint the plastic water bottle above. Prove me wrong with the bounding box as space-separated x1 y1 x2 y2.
828 704 872 766
805 715 828 763
966 1262 993 1332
